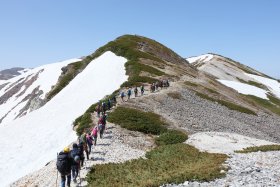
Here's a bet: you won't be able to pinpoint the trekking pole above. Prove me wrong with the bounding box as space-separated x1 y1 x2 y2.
55 170 58 187
79 169 81 187
55 152 58 187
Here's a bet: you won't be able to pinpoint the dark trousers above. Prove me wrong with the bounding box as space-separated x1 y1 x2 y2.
72 165 79 180
88 143 92 154
61 173 71 187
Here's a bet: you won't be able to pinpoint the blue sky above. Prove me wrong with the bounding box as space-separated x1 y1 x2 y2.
0 0 279 78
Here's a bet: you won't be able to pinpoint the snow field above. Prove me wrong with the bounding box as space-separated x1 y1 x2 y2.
218 79 268 100
0 58 81 125
0 51 128 186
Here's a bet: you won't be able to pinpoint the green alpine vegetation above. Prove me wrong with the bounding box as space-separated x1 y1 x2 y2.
86 105 227 186
235 145 280 153
167 92 183 100
155 129 188 146
87 144 227 187
246 95 280 116
88 35 173 87
108 106 167 135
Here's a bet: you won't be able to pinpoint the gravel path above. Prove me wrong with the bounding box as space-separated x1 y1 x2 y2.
11 122 153 187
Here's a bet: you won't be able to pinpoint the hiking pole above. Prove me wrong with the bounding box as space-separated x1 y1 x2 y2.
79 169 81 187
56 152 58 187
55 170 58 187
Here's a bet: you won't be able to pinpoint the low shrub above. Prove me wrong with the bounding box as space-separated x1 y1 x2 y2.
235 145 280 153
108 107 167 135
167 92 182 100
87 144 227 187
155 129 188 146
76 112 92 136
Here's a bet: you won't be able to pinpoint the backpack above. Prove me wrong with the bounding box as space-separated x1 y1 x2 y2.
78 143 84 158
121 92 125 97
92 127 98 136
71 148 80 164
56 152 71 175
128 89 131 95
87 136 93 145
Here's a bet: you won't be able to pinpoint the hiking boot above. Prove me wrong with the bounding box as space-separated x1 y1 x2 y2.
73 178 77 183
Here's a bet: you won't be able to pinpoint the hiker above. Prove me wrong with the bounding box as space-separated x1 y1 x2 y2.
102 102 106 114
141 85 145 95
78 133 89 160
57 147 72 187
134 87 138 97
127 88 132 100
77 141 85 167
98 116 104 138
155 81 159 91
70 143 80 183
86 133 93 154
95 103 101 118
91 126 98 145
150 83 155 92
107 99 111 110
120 91 125 102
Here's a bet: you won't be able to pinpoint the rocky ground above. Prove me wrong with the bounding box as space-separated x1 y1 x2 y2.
11 83 280 187
165 132 280 187
11 122 153 187
125 82 280 143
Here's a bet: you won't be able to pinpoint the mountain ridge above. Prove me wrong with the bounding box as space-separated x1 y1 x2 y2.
1 34 280 186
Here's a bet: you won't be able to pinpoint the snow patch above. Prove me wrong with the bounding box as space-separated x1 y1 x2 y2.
186 54 213 63
246 73 280 99
0 58 81 124
186 132 276 154
0 51 128 186
218 79 268 100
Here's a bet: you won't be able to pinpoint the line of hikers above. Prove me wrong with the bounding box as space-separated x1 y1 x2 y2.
120 79 170 101
150 79 169 92
57 80 170 187
57 108 109 187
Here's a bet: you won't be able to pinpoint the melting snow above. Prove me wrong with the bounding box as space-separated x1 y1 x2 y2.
186 54 214 63
218 79 268 100
0 59 81 124
0 51 128 186
246 73 280 99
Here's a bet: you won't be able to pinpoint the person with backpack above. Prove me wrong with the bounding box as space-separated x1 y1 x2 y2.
95 103 101 118
91 126 98 146
56 147 72 187
86 133 93 154
120 91 125 102
79 133 89 160
98 116 104 138
127 88 132 100
78 142 85 167
102 102 106 114
107 99 111 110
141 85 145 95
70 143 80 183
134 87 138 97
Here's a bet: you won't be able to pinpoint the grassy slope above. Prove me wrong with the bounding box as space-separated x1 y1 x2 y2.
246 95 280 116
87 107 227 187
72 34 183 135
